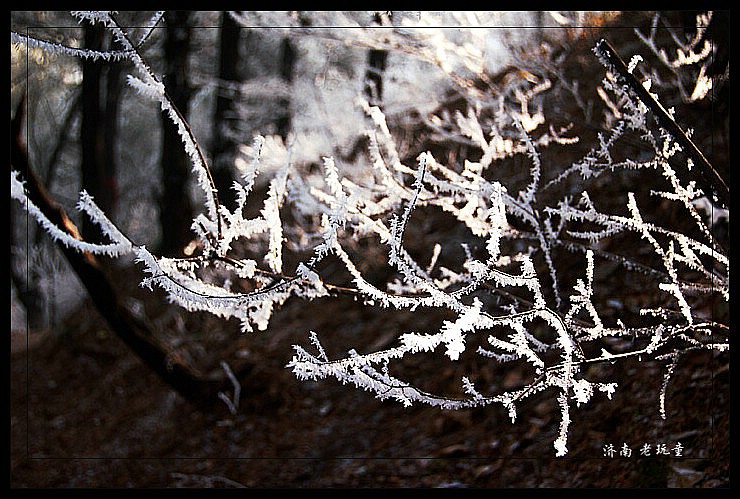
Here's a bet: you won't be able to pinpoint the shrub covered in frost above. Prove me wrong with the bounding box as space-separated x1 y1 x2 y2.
11 11 728 456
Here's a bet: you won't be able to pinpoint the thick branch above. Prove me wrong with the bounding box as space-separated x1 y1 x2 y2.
595 39 729 209
11 97 226 411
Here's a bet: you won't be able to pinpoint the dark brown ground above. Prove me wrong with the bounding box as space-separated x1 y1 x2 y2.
10 258 730 488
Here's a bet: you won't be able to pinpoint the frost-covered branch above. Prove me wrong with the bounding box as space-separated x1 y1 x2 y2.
594 38 729 208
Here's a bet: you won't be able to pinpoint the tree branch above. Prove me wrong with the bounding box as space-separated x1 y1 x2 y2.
11 95 228 411
595 39 729 209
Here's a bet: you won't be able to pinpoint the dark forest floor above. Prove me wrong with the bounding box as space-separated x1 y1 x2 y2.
10 262 730 488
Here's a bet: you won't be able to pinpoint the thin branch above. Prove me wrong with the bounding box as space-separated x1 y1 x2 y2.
107 13 225 241
595 39 729 209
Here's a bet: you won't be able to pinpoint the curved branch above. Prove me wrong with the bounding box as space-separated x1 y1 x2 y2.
11 97 226 410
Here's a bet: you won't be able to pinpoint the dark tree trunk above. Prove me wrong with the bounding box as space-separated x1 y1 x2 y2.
210 11 242 213
276 37 295 140
159 11 195 257
102 48 122 208
364 48 388 106
81 21 116 242
364 13 389 107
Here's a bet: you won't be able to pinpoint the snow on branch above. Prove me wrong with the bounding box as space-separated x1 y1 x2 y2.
11 31 132 61
285 35 727 456
594 38 729 208
11 171 133 258
633 11 716 102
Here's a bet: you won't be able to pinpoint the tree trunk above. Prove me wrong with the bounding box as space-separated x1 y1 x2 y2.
364 49 388 106
276 36 295 140
363 13 389 107
210 11 241 212
102 45 122 210
159 11 195 257
81 21 116 242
